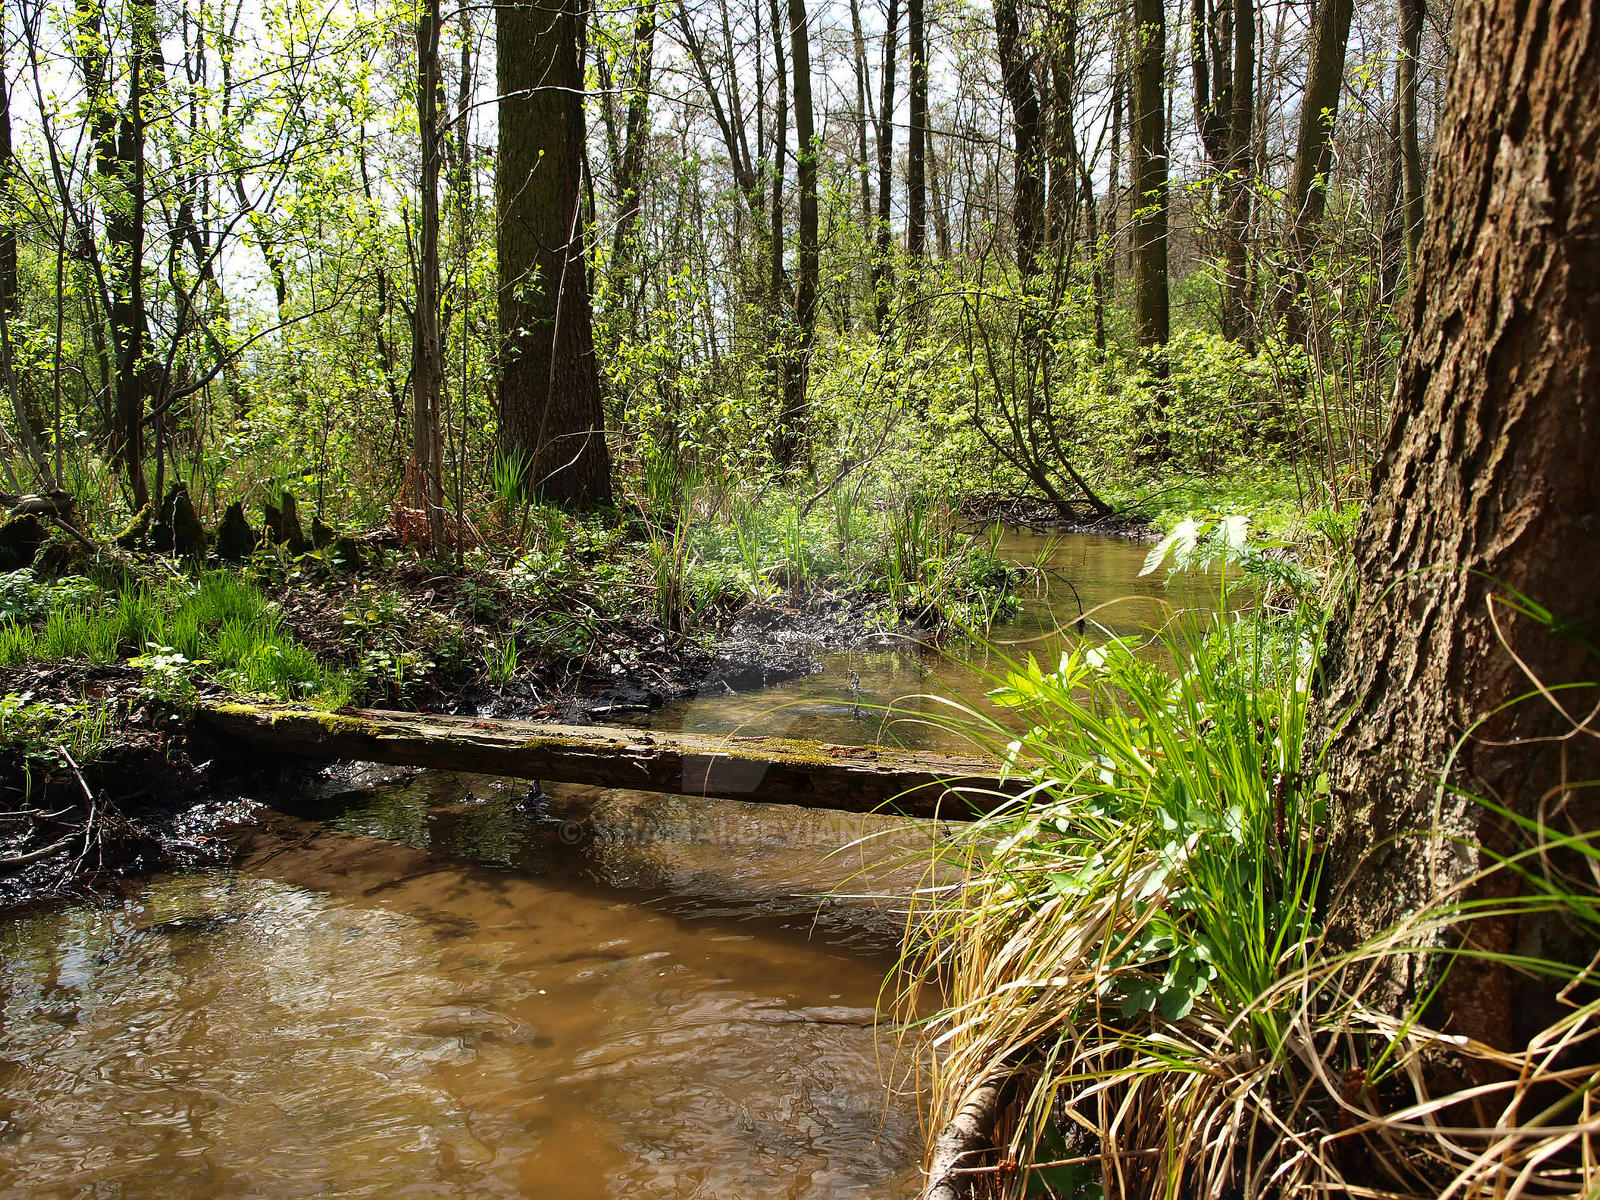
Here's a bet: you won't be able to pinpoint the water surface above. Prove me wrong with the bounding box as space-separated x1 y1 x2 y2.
0 529 1188 1198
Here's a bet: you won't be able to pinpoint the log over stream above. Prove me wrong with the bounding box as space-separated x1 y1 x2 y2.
198 702 1019 819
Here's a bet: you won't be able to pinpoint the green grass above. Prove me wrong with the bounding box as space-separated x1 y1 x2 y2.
0 570 352 707
895 591 1326 1199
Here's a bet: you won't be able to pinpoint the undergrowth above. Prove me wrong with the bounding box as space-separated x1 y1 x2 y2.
0 571 352 707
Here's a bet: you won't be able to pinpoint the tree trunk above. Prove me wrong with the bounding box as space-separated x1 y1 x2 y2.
871 0 899 329
1396 0 1425 277
412 0 447 550
1045 1 1079 254
1281 0 1354 343
994 0 1043 277
768 0 789 405
907 0 927 264
610 0 658 268
1192 0 1255 343
849 0 873 250
1130 0 1168 350
1314 0 1600 1053
197 702 1020 820
496 0 613 507
775 0 816 469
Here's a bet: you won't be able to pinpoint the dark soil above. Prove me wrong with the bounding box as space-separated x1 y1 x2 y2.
0 663 307 914
959 493 1157 538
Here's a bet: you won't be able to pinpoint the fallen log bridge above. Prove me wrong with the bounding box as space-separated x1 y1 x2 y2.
198 703 1020 820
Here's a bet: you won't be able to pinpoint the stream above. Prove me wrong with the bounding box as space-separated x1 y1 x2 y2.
0 531 1200 1199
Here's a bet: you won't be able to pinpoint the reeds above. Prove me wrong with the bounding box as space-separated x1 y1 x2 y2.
896 597 1598 1198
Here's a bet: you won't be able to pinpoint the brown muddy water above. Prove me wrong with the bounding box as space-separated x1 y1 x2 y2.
0 531 1202 1198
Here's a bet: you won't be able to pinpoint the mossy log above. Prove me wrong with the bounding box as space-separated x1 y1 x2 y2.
197 703 1018 819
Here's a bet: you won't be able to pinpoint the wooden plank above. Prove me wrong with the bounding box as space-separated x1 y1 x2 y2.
198 702 1018 820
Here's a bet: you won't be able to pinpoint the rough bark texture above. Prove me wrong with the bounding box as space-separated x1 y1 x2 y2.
1130 0 1168 348
197 703 1018 819
1315 0 1600 1052
496 0 613 508
994 0 1043 277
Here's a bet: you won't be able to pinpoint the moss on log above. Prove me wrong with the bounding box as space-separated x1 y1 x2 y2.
197 702 1016 819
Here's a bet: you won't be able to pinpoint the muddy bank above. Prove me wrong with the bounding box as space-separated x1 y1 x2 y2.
959 493 1157 538
0 663 293 913
0 588 927 913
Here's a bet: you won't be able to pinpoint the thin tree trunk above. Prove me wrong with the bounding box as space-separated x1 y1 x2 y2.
1045 2 1079 253
1281 0 1354 343
1396 0 1425 276
849 0 872 242
907 0 927 264
413 0 446 549
1314 0 1600 1053
610 0 658 267
994 0 1042 277
777 0 816 469
871 0 899 329
768 0 789 407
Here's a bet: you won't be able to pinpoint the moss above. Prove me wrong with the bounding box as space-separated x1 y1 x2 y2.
311 514 334 548
32 530 88 579
214 502 257 562
330 534 363 572
0 514 47 572
115 504 153 551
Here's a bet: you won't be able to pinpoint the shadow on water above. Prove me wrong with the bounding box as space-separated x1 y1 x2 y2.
0 529 1212 1198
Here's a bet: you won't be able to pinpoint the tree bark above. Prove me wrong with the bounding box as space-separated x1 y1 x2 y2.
1281 0 1354 343
1396 0 1425 277
907 0 927 264
412 0 447 550
872 0 899 329
1192 0 1255 343
610 0 658 268
1314 0 1600 1053
1130 0 1168 349
994 0 1043 277
775 0 816 469
197 702 1020 820
496 0 613 507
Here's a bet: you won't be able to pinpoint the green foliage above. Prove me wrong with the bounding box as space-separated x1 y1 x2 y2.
0 570 351 707
0 692 114 773
902 592 1326 1193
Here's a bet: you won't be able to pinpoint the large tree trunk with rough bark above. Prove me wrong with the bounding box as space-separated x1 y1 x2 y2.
994 0 1043 278
1129 0 1168 349
1314 0 1600 1053
496 0 613 508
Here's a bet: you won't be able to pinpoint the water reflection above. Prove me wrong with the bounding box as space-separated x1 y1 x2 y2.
0 772 928 1199
0 529 1207 1199
639 528 1220 752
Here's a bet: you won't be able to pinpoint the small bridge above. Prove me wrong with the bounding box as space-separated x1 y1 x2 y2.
199 703 1019 820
